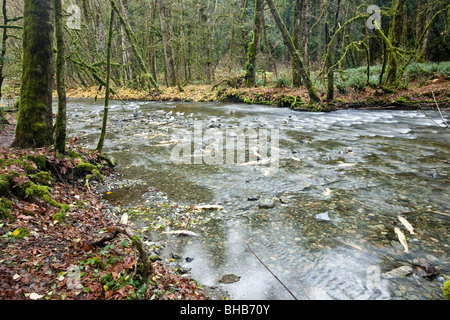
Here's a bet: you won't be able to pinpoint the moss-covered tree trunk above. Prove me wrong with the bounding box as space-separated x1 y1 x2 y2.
292 0 303 87
96 8 115 153
54 0 67 154
14 0 54 148
266 0 320 104
386 0 406 87
244 0 264 87
326 0 342 102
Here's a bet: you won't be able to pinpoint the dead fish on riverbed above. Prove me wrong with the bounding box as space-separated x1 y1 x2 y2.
163 230 200 237
397 215 416 235
239 158 272 166
394 227 409 253
193 205 224 210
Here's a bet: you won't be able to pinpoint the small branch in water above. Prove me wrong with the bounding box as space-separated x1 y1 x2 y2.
246 242 309 300
432 90 449 129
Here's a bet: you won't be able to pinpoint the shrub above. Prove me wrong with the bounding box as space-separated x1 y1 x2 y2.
274 77 290 88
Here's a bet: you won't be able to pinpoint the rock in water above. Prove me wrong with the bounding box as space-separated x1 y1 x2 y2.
171 252 182 259
315 211 331 222
412 257 438 280
258 199 275 209
218 274 241 284
382 266 413 279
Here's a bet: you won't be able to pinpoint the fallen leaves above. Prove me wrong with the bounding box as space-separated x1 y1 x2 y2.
0 146 208 300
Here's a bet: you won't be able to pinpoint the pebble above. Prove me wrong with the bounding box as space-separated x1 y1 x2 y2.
258 199 275 209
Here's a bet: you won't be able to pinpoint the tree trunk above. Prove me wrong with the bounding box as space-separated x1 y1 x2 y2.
119 0 134 83
149 0 158 82
301 0 310 72
0 0 8 99
326 0 342 102
110 0 160 91
244 0 264 87
386 0 406 87
54 0 67 154
158 0 176 87
292 0 303 87
265 0 320 103
417 1 432 62
14 0 54 148
97 8 115 153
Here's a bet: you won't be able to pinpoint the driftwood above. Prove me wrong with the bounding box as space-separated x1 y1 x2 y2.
91 225 153 277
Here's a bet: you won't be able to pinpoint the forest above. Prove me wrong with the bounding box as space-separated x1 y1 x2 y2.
0 0 449 302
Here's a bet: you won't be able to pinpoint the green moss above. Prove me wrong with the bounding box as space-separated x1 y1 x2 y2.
67 150 82 159
52 207 67 223
22 162 38 174
77 162 97 172
30 171 53 186
23 183 52 199
93 169 104 181
443 280 450 300
0 197 12 220
131 235 143 251
19 181 69 211
28 155 47 170
393 96 409 104
0 175 11 196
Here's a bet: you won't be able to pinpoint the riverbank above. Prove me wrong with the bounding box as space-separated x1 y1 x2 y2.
0 126 214 300
65 78 450 112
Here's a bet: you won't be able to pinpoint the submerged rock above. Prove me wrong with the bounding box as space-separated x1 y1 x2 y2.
171 252 182 259
315 211 331 222
413 257 438 280
258 199 275 209
382 266 413 279
218 274 241 284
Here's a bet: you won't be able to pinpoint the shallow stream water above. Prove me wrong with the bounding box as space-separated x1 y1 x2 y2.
66 98 449 300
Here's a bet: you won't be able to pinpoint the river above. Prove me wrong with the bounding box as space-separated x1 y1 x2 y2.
66 98 449 300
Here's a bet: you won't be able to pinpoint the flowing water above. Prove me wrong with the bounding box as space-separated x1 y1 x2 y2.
66 98 449 300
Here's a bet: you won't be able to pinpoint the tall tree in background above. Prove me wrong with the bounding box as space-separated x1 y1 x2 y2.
266 0 320 103
325 0 342 102
385 0 406 87
96 8 115 152
14 0 54 148
244 0 264 87
158 0 176 87
118 0 133 83
54 0 67 154
0 0 23 99
416 0 432 62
